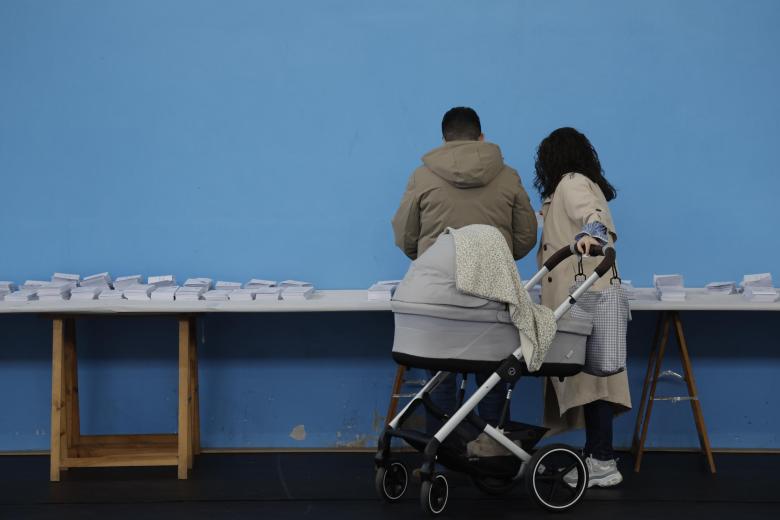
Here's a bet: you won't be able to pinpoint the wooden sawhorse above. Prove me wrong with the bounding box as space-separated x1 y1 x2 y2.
631 310 716 473
49 314 200 481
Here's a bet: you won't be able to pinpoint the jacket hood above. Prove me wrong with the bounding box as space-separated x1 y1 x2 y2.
422 141 504 188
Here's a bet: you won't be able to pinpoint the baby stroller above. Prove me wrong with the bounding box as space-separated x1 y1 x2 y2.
374 233 617 515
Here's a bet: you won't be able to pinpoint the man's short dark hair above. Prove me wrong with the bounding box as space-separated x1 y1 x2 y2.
441 107 482 141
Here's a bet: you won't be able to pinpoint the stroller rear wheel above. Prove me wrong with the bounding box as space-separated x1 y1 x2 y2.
375 461 409 503
420 473 448 516
524 444 587 512
470 474 517 496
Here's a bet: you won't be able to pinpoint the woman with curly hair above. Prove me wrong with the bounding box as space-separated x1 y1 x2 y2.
534 127 630 488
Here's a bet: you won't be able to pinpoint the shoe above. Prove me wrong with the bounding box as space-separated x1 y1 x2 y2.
564 456 623 488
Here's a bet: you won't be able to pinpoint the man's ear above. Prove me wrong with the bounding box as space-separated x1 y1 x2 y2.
478 133 485 142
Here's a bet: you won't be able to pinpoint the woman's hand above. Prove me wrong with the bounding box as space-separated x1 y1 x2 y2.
576 236 601 256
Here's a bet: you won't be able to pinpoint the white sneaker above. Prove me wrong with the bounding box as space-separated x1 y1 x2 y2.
564 456 623 488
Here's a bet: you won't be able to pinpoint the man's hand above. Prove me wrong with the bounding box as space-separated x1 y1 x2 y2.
576 236 601 256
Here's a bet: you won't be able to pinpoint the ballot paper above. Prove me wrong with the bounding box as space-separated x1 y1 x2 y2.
705 281 737 295
82 272 113 288
215 281 242 290
367 280 401 301
70 286 103 300
254 287 282 301
204 289 233 301
52 273 80 285
654 274 686 302
741 273 773 289
98 289 125 300
620 280 637 300
22 280 48 290
245 279 277 288
282 286 315 300
743 286 778 303
175 286 206 301
148 275 176 287
1 281 18 292
183 278 212 289
279 280 313 288
123 284 157 301
150 286 179 301
228 288 258 301
114 275 143 290
38 282 76 301
5 289 38 302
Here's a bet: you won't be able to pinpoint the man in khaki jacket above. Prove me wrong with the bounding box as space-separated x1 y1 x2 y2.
392 107 537 261
391 107 538 430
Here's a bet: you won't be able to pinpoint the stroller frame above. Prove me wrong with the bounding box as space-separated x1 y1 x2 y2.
375 243 617 514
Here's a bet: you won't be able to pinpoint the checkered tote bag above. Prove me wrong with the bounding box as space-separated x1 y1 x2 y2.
569 264 630 376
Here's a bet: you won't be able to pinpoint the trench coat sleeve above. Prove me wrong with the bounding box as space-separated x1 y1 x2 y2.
559 175 617 241
510 181 538 260
392 173 422 260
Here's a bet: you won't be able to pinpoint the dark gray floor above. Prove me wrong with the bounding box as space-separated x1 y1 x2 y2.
0 451 777 519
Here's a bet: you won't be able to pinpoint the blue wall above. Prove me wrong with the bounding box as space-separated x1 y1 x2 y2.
1 0 779 451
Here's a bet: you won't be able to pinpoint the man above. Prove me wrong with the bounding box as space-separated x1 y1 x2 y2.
392 106 538 430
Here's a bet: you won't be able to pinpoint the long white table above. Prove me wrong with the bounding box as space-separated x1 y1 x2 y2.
1 288 777 480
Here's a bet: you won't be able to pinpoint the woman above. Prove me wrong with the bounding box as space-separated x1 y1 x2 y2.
534 127 630 488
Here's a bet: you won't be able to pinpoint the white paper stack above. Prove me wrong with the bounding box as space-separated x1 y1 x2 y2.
114 275 143 290
215 281 242 290
741 273 777 302
148 275 176 287
98 289 125 300
282 286 315 300
228 288 258 301
0 281 16 301
82 272 113 290
279 280 313 288
367 280 401 301
38 282 75 301
22 280 48 290
183 278 213 289
245 279 277 288
5 288 39 302
52 273 81 286
254 287 282 301
123 284 157 301
70 286 103 300
654 274 686 302
705 281 737 295
204 289 233 301
620 280 637 300
176 286 206 301
151 285 179 301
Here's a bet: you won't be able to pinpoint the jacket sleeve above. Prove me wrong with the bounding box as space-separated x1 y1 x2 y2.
511 180 538 260
392 173 422 260
560 174 617 242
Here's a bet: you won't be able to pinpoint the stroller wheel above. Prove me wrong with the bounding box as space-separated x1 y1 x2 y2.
375 461 408 503
471 474 517 496
524 444 588 512
420 474 448 516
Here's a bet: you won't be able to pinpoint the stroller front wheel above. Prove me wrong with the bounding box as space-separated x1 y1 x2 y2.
375 461 408 503
524 444 588 512
420 473 449 516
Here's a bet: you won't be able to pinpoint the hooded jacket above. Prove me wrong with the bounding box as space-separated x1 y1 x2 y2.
392 140 537 260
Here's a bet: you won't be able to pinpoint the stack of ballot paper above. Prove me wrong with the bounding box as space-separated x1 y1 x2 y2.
282 286 315 300
741 273 777 302
254 287 282 301
70 286 103 300
99 289 125 300
215 281 242 290
0 281 16 301
620 280 637 300
5 284 40 302
38 282 75 301
114 275 143 291
367 280 401 301
176 286 206 301
228 288 258 301
149 275 176 287
204 289 233 301
279 280 313 288
183 278 212 289
22 280 48 290
151 285 179 301
654 274 686 302
705 281 737 295
82 272 113 290
123 284 157 301
52 273 80 286
245 279 277 288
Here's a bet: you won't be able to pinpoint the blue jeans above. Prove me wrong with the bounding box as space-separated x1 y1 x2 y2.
425 371 508 435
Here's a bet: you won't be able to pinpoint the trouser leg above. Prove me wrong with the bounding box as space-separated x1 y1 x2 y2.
426 370 456 435
584 400 615 460
475 372 508 426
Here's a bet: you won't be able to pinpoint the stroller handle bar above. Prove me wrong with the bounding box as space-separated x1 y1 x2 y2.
542 243 616 276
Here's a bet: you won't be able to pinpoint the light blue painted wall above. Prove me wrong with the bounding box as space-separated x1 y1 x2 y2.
1 0 779 451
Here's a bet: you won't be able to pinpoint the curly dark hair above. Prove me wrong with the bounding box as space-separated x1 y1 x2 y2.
533 127 617 201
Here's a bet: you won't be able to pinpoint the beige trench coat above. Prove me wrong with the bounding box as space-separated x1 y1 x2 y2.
537 173 631 435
